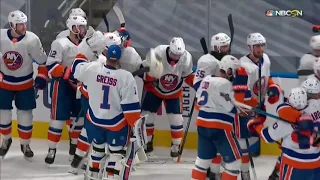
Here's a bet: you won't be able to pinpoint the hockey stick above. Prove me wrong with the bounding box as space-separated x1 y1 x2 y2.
113 6 125 28
227 14 234 54
200 37 208 54
102 12 110 32
177 97 196 163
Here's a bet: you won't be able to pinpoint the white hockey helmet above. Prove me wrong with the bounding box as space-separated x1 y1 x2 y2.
301 78 320 94
104 32 122 48
309 35 320 50
288 87 308 110
219 55 241 76
87 31 108 55
313 58 320 75
8 10 27 29
211 33 231 51
66 15 87 34
169 37 186 55
69 8 86 18
247 33 266 46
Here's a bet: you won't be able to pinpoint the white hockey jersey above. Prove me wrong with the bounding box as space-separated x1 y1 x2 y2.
298 53 318 84
46 37 80 79
195 75 237 131
143 45 194 99
193 53 220 91
119 46 142 73
72 59 141 130
259 101 320 169
240 53 272 101
0 29 47 91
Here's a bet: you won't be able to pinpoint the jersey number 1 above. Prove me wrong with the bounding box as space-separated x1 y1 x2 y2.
100 85 111 109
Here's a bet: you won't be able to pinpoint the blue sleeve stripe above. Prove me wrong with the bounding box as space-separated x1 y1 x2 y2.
193 81 201 91
261 128 275 143
121 102 141 112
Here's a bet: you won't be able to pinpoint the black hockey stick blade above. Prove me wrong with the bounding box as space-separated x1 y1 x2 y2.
228 14 234 53
132 66 150 77
200 37 208 54
102 12 110 32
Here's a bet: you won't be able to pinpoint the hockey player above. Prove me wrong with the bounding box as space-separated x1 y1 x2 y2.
193 32 231 91
45 15 87 165
0 10 48 160
240 32 283 180
297 35 320 84
140 37 194 158
69 32 122 173
72 42 148 179
56 8 95 39
191 55 243 180
247 85 320 180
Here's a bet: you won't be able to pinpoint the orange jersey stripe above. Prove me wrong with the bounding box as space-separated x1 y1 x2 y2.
0 79 33 91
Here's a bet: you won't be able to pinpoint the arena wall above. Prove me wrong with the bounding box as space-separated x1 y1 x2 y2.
10 66 298 156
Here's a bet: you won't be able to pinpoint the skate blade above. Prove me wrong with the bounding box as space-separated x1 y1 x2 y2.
68 155 74 161
68 167 79 175
24 156 33 162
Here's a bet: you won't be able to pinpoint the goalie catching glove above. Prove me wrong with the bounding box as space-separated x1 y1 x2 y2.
141 48 164 79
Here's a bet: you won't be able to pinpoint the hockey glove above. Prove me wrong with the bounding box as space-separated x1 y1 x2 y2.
247 118 264 135
267 84 281 104
35 65 49 90
291 114 315 149
133 115 148 148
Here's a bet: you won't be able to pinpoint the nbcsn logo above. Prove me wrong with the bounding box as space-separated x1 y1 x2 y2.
266 10 303 17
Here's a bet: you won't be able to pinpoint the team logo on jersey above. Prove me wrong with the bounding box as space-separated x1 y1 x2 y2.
253 76 267 96
3 51 23 71
160 74 178 90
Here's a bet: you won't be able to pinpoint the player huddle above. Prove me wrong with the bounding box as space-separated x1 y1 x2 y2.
0 7 320 180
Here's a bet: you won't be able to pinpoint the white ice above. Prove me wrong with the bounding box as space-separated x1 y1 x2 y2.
0 139 277 180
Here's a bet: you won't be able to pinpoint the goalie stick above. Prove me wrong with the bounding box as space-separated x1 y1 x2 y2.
102 5 125 32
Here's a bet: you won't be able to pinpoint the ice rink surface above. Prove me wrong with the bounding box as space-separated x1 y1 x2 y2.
0 139 277 180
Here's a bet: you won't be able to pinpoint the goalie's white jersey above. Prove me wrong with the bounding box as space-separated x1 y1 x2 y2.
46 37 80 77
0 29 47 91
143 45 193 99
261 100 320 169
193 53 220 91
240 53 271 100
119 46 142 73
72 59 141 130
195 75 236 131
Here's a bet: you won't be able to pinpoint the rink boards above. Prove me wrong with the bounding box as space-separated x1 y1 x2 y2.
10 66 298 156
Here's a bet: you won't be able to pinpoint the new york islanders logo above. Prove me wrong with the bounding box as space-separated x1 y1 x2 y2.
3 51 23 71
253 76 267 96
160 74 178 91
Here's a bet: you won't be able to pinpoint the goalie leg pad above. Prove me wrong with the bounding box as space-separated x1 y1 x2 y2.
103 141 136 180
133 115 148 147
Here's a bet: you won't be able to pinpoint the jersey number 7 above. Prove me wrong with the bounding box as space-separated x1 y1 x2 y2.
100 85 111 109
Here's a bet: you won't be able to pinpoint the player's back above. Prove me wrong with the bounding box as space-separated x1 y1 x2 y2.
193 53 220 91
84 62 140 131
46 37 79 68
119 46 142 73
196 75 236 131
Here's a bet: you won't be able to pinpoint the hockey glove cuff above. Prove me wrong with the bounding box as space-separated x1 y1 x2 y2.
247 118 264 135
267 84 281 104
